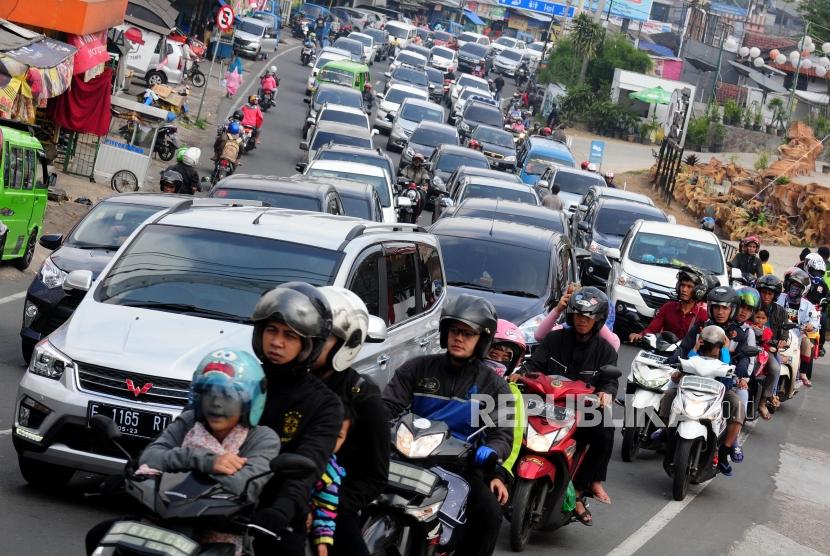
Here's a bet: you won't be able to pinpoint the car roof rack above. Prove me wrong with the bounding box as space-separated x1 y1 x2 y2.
338 222 427 249
156 198 266 221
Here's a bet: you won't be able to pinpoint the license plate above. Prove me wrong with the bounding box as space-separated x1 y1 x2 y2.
88 402 172 439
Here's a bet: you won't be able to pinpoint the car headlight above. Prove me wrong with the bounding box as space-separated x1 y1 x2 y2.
395 425 443 458
405 146 415 158
519 313 546 344
40 257 68 289
616 272 645 291
504 155 516 162
29 340 73 380
588 241 607 255
632 363 669 389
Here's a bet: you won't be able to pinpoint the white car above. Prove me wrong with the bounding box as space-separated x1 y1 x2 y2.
456 31 490 49
300 121 377 165
429 46 457 74
375 83 429 132
526 41 547 63
493 47 527 77
490 36 526 56
449 73 490 104
607 220 729 337
348 32 377 65
452 86 494 117
304 104 371 141
389 50 427 72
141 41 184 86
305 159 398 223
385 21 418 49
233 17 274 59
306 47 352 94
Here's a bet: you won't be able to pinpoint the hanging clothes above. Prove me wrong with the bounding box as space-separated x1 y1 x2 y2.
47 67 113 136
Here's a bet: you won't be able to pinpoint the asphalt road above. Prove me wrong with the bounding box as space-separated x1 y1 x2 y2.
0 40 828 555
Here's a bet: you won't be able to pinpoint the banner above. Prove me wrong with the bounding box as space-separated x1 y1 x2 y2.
68 32 110 82
508 13 528 31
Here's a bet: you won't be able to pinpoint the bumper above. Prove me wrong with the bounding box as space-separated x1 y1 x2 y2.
20 281 79 347
375 111 392 131
390 128 411 147
235 44 260 57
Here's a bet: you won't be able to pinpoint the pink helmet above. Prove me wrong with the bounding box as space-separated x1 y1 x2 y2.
489 319 527 374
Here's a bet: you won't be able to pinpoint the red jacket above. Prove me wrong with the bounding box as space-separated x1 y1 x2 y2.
643 300 708 339
241 104 263 128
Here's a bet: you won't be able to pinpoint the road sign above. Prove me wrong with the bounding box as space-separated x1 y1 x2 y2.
495 0 575 18
216 5 235 32
589 140 605 166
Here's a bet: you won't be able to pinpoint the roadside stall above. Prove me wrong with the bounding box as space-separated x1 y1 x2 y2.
94 95 171 191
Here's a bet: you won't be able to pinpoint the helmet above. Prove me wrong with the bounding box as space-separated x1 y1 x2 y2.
676 266 708 301
469 139 481 150
251 282 333 371
490 319 526 374
756 274 783 296
701 216 716 231
175 146 188 162
740 235 760 250
706 286 739 322
522 110 531 117
182 147 200 167
248 94 259 105
439 294 498 359
269 65 277 74
190 348 267 427
412 153 425 162
540 127 552 136
565 286 609 333
228 121 241 135
232 110 244 121
805 252 827 282
783 267 810 295
318 286 370 372
735 286 761 314
587 163 598 172
309 32 316 39
700 325 729 348
580 161 589 170
160 169 183 190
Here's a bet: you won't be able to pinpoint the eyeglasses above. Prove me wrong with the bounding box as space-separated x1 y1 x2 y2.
448 326 480 339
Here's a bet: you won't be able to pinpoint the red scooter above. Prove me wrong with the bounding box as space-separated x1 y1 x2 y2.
508 366 620 552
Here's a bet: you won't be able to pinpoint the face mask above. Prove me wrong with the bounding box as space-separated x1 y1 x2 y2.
787 284 803 300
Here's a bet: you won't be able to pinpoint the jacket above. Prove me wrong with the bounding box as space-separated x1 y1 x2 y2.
760 302 787 342
321 368 389 517
261 75 278 92
642 300 708 339
139 410 280 498
541 193 563 211
167 162 199 195
677 319 753 379
241 104 264 128
729 252 763 279
523 327 619 395
401 164 430 187
776 293 819 336
258 370 344 527
383 354 514 461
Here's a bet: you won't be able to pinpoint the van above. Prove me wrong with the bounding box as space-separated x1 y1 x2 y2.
317 60 371 91
233 17 272 59
516 136 576 186
385 21 417 49
0 121 54 270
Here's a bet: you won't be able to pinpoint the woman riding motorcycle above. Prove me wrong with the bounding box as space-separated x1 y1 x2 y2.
241 95 264 149
778 267 820 387
729 235 763 283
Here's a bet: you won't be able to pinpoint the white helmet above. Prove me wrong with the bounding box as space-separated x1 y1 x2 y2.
269 65 277 74
587 162 598 172
182 147 201 167
318 286 371 371
806 252 826 273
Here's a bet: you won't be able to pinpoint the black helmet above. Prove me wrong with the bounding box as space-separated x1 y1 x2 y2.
676 266 708 301
756 274 783 296
783 267 810 293
706 286 739 322
160 169 183 190
232 110 244 121
565 286 609 333
439 294 497 359
251 282 333 372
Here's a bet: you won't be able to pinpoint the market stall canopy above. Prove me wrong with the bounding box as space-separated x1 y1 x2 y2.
794 90 829 106
463 9 486 25
4 0 127 36
516 9 553 22
125 0 179 35
638 40 674 57
629 85 672 104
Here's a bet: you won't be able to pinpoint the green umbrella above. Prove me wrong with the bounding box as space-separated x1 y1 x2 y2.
629 85 672 105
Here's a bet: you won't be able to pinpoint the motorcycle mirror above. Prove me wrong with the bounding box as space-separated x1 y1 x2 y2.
90 414 122 441
270 453 318 479
295 162 307 172
306 117 315 124
599 364 622 379
397 176 409 185
372 129 380 136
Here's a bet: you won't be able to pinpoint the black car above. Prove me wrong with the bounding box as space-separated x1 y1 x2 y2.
570 184 656 233
429 216 575 350
448 176 539 210
333 181 384 221
304 83 365 122
572 197 668 287
427 144 490 202
437 197 569 235
425 66 445 102
455 101 503 141
399 121 459 173
20 193 188 362
457 42 491 74
467 125 516 171
209 174 345 214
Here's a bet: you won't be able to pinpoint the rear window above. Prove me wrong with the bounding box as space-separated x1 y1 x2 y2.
311 131 372 150
459 33 479 43
385 87 425 105
501 49 523 61
465 105 502 127
458 75 486 90
237 21 265 36
387 25 409 39
411 127 457 148
436 152 488 172
472 126 514 148
459 43 487 57
397 52 425 67
495 37 516 47
461 184 537 204
314 87 362 108
212 188 321 211
400 103 443 123
425 67 444 84
334 38 362 54
432 47 454 59
320 109 367 128
457 208 565 234
350 34 372 47
364 29 385 42
595 207 667 236
341 196 372 219
392 68 428 87
552 171 604 194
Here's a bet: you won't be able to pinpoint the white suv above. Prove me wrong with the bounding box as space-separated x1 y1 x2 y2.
607 220 728 337
13 200 446 485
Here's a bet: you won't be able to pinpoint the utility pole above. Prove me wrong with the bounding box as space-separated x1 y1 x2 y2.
708 25 727 103
785 21 810 130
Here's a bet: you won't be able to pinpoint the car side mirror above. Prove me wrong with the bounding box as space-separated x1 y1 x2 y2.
731 268 743 280
376 92 384 99
64 269 93 295
385 113 395 122
295 162 307 172
439 197 454 208
428 84 435 90
605 247 621 261
299 141 309 151
577 220 590 233
306 117 315 124
367 315 388 343
39 233 63 250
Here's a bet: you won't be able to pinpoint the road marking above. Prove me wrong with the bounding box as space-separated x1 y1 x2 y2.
0 291 26 305
0 429 12 436
607 422 756 556
224 44 302 121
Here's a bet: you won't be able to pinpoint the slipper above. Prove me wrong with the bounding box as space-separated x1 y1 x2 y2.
573 497 592 526
590 486 612 505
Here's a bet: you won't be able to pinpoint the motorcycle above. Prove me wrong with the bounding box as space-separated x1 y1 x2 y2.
87 414 317 556
259 89 276 112
154 125 179 161
211 156 236 184
746 322 798 420
507 365 622 551
515 66 528 87
361 413 478 555
397 178 426 224
241 125 256 153
301 44 315 65
776 324 802 401
183 60 206 88
619 333 680 462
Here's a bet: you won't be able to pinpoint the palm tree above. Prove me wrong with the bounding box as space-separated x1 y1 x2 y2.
570 13 604 83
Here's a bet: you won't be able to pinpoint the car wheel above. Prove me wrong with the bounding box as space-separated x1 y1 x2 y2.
145 70 167 87
18 456 75 489
13 229 36 271
21 338 35 364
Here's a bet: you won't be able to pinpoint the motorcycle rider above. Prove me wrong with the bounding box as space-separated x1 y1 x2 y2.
804 253 828 358
701 216 716 232
728 235 763 282
604 171 616 188
249 283 345 555
515 287 619 522
383 295 514 556
213 110 244 160
756 274 787 408
164 146 200 195
304 31 318 52
260 66 278 100
629 266 710 344
311 287 389 556
778 267 820 386
241 95 264 149
159 169 183 194
493 74 505 99
733 286 761 425
361 83 376 112
216 121 243 171
400 152 430 188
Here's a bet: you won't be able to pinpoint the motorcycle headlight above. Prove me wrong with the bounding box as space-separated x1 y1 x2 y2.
617 272 645 291
632 363 669 389
40 257 68 289
504 155 516 162
589 241 607 255
405 146 415 158
29 340 73 380
518 313 546 344
525 419 572 452
395 426 443 458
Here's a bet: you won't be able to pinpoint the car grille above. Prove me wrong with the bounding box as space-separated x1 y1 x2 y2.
234 38 251 47
640 286 672 310
484 151 504 159
76 363 190 407
35 296 82 337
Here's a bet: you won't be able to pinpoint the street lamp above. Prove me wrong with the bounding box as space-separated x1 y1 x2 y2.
709 29 737 102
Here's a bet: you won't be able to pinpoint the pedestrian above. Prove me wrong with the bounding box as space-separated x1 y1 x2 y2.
493 74 505 100
759 249 774 276
542 183 563 211
546 101 559 128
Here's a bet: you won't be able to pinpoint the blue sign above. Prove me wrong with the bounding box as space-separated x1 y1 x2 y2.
587 0 654 21
589 140 605 165
496 0 575 18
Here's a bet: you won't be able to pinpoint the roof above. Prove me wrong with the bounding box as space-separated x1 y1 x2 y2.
430 217 558 251
587 185 654 206
597 197 667 220
636 220 720 243
769 61 829 80
314 120 374 136
331 180 375 198
399 97 439 109
308 159 386 176
451 165 523 183
415 120 455 132
463 176 535 190
715 82 748 104
322 58 370 71
527 136 573 153
386 83 429 96
315 82 363 95
319 104 367 116
125 0 179 35
319 47 353 58
456 198 563 222
214 175 336 196
742 32 796 53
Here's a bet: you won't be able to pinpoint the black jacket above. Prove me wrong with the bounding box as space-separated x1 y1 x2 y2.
523 328 619 395
167 162 199 195
383 354 514 461
729 252 763 280
322 368 390 517
761 302 787 342
258 370 344 526
676 319 752 378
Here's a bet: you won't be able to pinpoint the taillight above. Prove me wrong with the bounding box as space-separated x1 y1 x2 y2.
220 160 229 167
178 57 183 70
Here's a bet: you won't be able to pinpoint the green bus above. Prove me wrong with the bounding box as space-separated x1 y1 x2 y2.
316 60 371 92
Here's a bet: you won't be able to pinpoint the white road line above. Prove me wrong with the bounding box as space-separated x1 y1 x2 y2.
0 429 12 436
0 291 26 305
224 44 302 121
607 422 756 556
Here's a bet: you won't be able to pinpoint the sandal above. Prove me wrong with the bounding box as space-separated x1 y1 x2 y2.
573 497 593 526
731 445 745 463
770 396 781 408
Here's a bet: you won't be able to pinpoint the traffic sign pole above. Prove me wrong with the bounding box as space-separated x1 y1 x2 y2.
196 6 235 123
195 35 220 123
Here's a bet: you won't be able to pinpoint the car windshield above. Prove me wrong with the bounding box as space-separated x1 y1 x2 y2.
314 54 342 70
98 224 342 321
458 208 564 233
462 184 536 204
311 130 371 151
350 34 372 47
340 196 372 219
320 109 367 128
387 25 409 39
434 31 452 42
393 68 428 87
425 67 443 84
237 21 265 36
473 127 514 147
500 49 523 61
314 88 362 108
628 232 724 274
465 105 502 127
211 188 321 211
528 43 544 52
595 208 666 236
334 39 362 54
458 76 486 90
436 152 488 172
411 127 456 147
397 53 425 67
308 168 391 206
459 43 487 57
400 103 443 123
459 33 479 43
461 88 490 100
385 87 424 105
495 37 516 47
438 235 550 297
66 202 165 250
364 29 384 42
552 171 604 194
432 47 454 59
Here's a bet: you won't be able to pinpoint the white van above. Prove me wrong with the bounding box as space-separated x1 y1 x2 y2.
385 21 417 49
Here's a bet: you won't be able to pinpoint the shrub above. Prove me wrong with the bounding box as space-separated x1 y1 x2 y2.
723 100 742 126
687 117 710 149
754 149 770 171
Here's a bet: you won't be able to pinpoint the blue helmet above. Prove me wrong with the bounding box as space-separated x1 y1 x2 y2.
190 349 267 426
228 121 241 135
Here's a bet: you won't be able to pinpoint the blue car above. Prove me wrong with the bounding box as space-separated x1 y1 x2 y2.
516 136 576 186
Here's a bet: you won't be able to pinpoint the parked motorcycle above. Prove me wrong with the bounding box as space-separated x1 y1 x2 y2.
183 60 206 88
361 413 477 555
153 125 178 161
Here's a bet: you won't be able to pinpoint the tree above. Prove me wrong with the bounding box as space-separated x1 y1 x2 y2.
800 0 830 44
539 38 580 88
586 33 653 93
570 13 605 83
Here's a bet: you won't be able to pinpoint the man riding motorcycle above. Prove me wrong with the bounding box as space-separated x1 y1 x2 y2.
630 266 710 344
164 147 200 195
400 153 430 187
383 295 514 556
241 95 264 149
159 169 183 194
216 121 243 171
780 266 821 387
729 235 763 283
804 253 828 357
361 83 376 112
214 110 244 159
